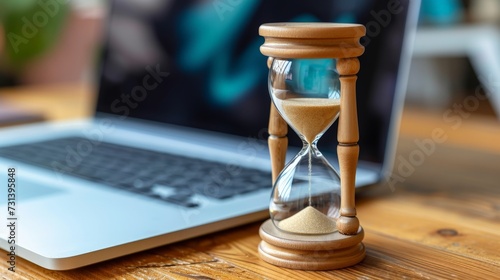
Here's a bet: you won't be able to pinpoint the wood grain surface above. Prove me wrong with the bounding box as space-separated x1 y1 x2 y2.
1 84 499 279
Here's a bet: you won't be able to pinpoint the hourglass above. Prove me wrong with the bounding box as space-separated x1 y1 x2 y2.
258 23 366 270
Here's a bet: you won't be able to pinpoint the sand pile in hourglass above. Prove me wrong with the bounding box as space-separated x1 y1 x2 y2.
278 97 340 234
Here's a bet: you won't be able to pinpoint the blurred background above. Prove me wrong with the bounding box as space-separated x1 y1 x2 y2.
408 0 500 118
0 0 499 154
0 0 104 86
1 1 499 114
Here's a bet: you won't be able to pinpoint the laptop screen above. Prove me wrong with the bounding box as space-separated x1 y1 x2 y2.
96 0 412 166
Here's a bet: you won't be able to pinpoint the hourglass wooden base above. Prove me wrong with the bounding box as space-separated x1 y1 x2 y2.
258 220 365 270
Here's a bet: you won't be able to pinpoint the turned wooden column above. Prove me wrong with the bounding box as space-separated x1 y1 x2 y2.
267 57 288 184
336 57 361 235
268 103 288 184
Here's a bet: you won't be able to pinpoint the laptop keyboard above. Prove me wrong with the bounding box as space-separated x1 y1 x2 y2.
0 137 271 207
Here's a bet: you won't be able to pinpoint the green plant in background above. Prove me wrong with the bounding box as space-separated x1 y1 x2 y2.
0 0 69 70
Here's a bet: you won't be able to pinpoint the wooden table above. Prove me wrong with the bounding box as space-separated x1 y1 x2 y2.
1 84 500 279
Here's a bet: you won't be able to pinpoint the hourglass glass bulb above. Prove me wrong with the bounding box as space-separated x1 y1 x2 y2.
268 58 342 235
270 144 341 234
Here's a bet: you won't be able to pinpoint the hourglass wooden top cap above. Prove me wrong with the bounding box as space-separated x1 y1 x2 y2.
259 23 365 59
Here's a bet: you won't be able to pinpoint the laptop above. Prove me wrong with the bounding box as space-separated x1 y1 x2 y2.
0 0 420 270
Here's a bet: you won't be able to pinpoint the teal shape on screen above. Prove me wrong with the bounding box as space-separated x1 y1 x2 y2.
177 4 323 106
178 1 258 71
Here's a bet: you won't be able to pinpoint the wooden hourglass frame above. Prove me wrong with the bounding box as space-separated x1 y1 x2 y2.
258 23 366 270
